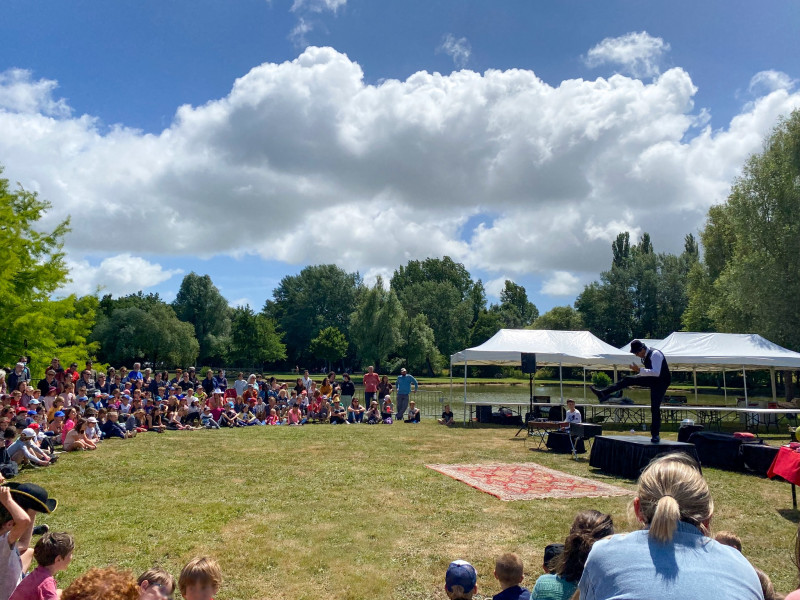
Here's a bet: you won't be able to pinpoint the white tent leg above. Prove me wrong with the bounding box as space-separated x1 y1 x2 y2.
693 369 698 404
743 368 748 403
771 368 777 403
462 360 468 424
722 369 727 405
559 362 564 403
613 367 618 383
449 362 453 405
583 368 587 402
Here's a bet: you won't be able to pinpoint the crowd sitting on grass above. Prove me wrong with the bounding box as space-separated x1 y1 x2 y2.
0 358 427 473
2 450 796 599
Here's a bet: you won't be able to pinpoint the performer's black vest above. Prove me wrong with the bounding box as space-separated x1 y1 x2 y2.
643 349 671 387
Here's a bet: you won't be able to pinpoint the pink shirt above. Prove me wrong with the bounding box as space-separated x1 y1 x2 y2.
9 566 58 600
61 419 75 444
363 373 379 392
785 591 800 600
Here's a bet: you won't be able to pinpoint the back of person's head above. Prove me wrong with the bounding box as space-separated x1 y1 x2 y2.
138 566 176 594
179 556 222 596
543 543 564 573
636 453 712 543
714 530 742 552
62 567 139 600
494 552 524 587
33 532 74 567
552 509 614 583
755 568 780 600
445 560 477 600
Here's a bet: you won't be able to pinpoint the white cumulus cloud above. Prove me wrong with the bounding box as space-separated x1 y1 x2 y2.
438 34 471 69
291 0 345 13
0 49 799 299
749 70 796 95
585 31 670 78
61 254 183 297
541 271 582 297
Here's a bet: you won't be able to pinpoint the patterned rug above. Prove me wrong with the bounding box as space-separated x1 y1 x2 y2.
426 462 633 501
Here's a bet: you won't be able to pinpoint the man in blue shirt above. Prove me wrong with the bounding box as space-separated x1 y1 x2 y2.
395 368 418 421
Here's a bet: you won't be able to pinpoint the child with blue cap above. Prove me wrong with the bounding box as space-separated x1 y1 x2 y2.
445 560 478 600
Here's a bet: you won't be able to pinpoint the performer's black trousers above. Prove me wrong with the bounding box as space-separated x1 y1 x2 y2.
602 376 668 438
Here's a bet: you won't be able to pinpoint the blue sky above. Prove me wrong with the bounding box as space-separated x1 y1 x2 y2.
1 0 799 312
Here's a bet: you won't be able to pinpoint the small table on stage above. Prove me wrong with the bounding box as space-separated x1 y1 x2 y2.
768 446 800 509
589 435 701 479
527 421 563 449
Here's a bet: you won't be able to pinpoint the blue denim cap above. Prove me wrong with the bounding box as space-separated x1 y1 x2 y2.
445 560 477 592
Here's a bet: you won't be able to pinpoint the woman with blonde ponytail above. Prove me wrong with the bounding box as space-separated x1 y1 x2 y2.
578 453 763 600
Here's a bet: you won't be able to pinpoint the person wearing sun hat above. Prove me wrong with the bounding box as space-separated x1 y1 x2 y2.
446 560 478 600
0 482 58 600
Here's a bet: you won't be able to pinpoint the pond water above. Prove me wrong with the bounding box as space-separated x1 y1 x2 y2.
433 383 773 407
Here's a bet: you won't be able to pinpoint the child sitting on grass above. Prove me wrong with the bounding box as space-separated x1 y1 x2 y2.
137 566 176 600
9 532 74 600
492 553 529 600
381 396 393 424
179 557 222 600
445 560 478 600
265 408 280 425
365 401 381 424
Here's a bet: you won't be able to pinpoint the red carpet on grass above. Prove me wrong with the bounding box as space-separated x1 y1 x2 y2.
426 462 633 501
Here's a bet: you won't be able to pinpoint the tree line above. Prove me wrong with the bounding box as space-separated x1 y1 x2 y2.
1 109 798 382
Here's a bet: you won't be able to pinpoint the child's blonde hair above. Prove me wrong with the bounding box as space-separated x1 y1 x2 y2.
179 557 222 595
138 566 176 593
494 552 524 585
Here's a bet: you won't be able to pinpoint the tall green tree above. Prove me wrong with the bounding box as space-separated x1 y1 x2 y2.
92 304 199 368
531 306 585 330
690 110 800 350
349 278 404 371
309 326 349 371
499 280 539 327
265 264 361 364
0 168 97 372
172 273 232 364
401 313 441 376
391 257 480 357
228 306 286 368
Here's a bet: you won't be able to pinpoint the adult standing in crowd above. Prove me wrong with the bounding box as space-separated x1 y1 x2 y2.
217 370 228 391
590 339 670 443
201 370 218 396
84 360 98 382
578 454 762 599
363 366 379 406
395 368 418 422
37 371 57 398
339 373 355 406
234 373 248 397
377 375 393 402
127 363 143 383
7 363 29 396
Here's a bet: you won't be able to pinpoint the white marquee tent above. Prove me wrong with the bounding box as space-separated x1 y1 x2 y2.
621 332 800 402
449 329 634 405
450 329 633 369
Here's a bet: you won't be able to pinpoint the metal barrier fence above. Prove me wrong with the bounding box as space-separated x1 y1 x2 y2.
350 385 449 418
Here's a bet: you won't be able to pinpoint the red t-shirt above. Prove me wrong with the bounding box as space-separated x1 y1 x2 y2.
9 566 58 600
363 373 380 392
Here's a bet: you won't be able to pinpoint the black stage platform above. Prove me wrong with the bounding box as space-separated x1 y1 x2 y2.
589 435 701 479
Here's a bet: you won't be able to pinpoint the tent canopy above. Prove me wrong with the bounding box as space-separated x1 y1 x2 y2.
619 339 663 353
450 329 633 369
642 332 800 371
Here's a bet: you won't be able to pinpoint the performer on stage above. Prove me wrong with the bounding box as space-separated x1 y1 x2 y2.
590 340 671 443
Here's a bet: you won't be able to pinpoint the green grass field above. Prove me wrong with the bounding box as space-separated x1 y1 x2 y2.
13 423 800 600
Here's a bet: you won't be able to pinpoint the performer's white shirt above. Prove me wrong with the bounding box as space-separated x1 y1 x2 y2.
638 349 664 377
565 408 582 423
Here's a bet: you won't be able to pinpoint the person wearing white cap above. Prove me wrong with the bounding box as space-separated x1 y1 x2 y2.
7 429 51 467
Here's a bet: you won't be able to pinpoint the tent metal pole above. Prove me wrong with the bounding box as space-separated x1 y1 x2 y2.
583 368 587 402
449 362 453 406
771 368 777 403
559 362 564 403
462 360 468 425
743 367 748 403
722 369 727 405
613 367 618 383
693 369 698 404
